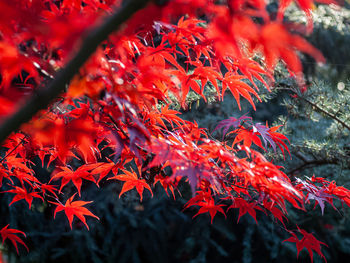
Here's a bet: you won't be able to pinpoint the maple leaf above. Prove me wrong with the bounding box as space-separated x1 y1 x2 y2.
3 185 43 209
156 105 185 129
109 168 153 202
306 187 334 215
213 114 252 138
283 227 328 262
233 123 290 154
268 125 290 156
231 128 264 150
50 165 96 196
0 167 13 187
259 22 325 74
192 198 226 224
326 181 350 207
263 201 288 227
88 160 123 185
0 41 37 89
296 178 334 215
173 162 203 196
50 194 99 230
0 225 28 254
252 123 277 151
222 73 261 110
232 58 273 92
277 0 340 33
227 197 263 224
154 174 180 199
277 0 315 33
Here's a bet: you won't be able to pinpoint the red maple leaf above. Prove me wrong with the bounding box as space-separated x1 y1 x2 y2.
0 166 12 187
192 198 226 224
325 181 350 207
0 225 28 254
263 200 288 227
268 124 290 156
3 185 43 209
109 168 153 202
259 22 325 74
0 41 37 89
222 73 260 110
232 128 264 150
228 197 263 224
283 227 328 262
50 194 99 230
50 165 96 196
88 160 124 185
153 174 180 199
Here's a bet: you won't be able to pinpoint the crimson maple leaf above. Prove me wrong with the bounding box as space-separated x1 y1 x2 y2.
268 124 290 156
153 174 180 199
0 225 28 254
192 198 226 224
259 22 325 74
50 165 96 196
109 168 153 202
326 181 350 207
283 227 328 263
0 167 12 187
88 160 124 185
3 185 43 209
232 128 264 150
263 200 288 227
50 194 99 230
222 73 260 110
228 197 263 224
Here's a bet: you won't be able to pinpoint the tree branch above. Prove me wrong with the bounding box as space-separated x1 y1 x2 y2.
298 96 350 132
287 151 338 176
0 0 149 144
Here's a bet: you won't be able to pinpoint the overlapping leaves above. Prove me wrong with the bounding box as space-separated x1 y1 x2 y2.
0 1 346 262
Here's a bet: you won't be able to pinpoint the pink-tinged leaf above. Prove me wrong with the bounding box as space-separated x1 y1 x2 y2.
252 123 276 151
296 178 334 215
213 114 252 138
173 163 202 196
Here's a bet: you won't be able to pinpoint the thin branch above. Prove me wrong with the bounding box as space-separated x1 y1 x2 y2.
298 96 350 132
0 0 149 144
287 158 338 176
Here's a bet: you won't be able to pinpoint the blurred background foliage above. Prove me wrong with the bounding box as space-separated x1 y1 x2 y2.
1 2 350 263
